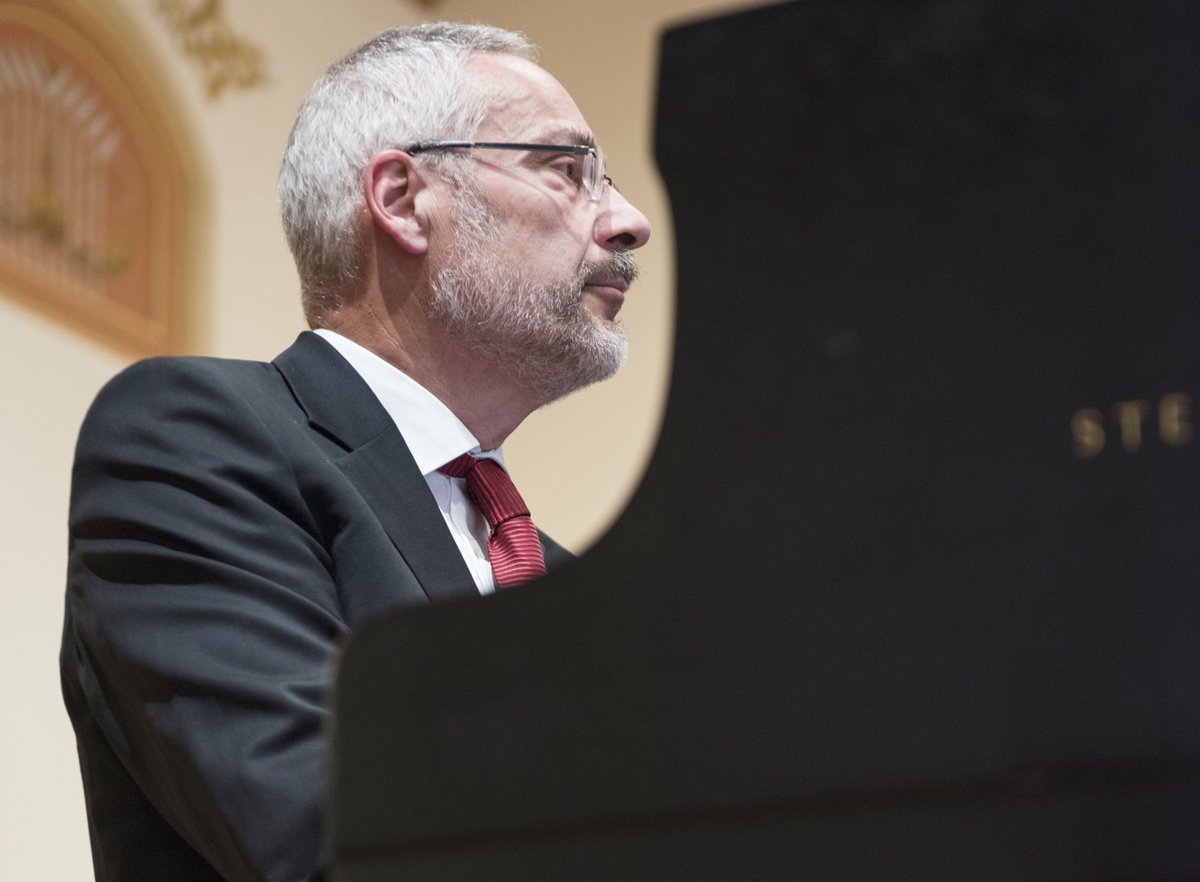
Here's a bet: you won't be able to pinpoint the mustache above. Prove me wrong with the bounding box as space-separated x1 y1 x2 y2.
580 250 639 287
610 250 639 285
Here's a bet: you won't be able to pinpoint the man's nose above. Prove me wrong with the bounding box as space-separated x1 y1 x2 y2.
594 187 652 251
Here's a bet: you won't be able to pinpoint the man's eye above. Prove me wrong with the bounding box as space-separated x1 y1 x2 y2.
551 156 584 186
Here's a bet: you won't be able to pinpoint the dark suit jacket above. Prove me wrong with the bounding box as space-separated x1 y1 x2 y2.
60 332 571 881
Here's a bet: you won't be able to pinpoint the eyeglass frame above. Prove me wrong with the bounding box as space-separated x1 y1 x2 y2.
402 141 613 202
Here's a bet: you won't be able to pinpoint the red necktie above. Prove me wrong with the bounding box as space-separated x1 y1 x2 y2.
439 454 547 589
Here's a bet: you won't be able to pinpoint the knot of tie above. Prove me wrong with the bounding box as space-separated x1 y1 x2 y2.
439 454 547 589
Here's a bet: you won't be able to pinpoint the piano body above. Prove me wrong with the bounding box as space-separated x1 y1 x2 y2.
329 2 1200 877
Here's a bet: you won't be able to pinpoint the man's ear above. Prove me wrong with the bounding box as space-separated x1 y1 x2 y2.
364 150 430 255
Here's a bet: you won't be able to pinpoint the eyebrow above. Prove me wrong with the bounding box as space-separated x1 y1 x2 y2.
530 127 597 150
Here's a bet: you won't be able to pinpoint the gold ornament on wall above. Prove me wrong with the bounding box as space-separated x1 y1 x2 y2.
156 0 266 100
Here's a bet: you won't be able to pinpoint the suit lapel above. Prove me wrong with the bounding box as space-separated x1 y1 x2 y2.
273 332 478 605
539 531 574 571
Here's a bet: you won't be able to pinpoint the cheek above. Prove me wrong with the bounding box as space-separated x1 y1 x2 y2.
539 220 595 267
505 191 595 250
501 221 588 270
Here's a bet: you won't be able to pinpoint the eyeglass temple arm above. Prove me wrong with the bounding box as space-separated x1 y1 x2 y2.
405 141 595 156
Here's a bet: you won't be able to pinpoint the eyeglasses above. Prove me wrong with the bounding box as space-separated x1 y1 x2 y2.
404 141 613 202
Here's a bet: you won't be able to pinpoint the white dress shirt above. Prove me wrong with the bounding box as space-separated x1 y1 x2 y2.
313 329 499 594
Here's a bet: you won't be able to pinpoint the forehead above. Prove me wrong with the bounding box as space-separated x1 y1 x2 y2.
466 53 594 144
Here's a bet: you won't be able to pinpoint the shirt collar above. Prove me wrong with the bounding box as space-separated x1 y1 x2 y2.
313 329 504 475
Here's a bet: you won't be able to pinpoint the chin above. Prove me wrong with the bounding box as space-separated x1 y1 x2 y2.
581 295 621 325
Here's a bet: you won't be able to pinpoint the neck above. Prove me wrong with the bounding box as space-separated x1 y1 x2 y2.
323 291 540 451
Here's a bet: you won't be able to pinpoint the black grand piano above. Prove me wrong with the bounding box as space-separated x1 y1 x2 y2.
327 2 1200 878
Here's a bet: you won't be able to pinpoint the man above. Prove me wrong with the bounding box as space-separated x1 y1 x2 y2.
60 22 650 881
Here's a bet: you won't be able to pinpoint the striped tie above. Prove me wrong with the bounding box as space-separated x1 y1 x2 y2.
439 454 547 589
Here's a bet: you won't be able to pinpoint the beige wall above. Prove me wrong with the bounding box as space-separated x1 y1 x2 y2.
0 0 759 876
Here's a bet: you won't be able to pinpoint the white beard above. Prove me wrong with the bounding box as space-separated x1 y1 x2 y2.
428 182 634 406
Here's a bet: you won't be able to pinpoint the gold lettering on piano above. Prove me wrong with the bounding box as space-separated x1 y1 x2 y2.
1071 393 1194 458
1113 399 1151 451
1159 392 1193 446
1071 408 1105 459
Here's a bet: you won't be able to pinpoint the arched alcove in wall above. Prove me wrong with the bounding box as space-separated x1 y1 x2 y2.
0 0 202 356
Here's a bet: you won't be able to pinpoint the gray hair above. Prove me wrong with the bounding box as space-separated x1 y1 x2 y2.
278 23 537 325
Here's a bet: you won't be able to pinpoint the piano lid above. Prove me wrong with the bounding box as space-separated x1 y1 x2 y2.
330 2 1200 877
